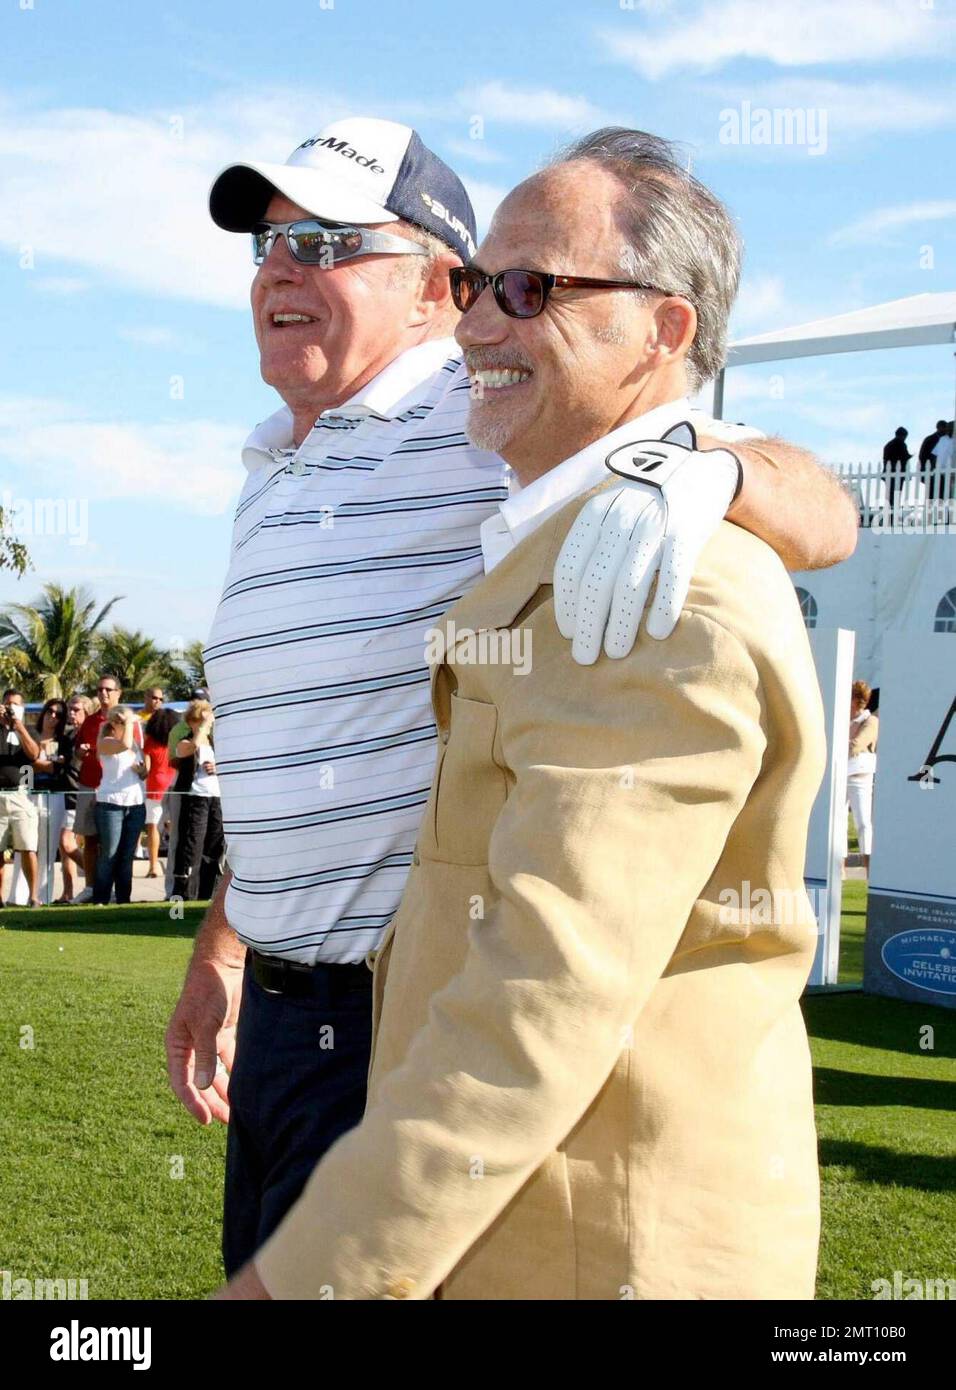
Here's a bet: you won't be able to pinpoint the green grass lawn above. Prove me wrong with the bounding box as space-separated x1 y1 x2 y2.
1 889 953 1300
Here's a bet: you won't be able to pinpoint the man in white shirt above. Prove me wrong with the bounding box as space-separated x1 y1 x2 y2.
933 421 954 501
166 117 858 1278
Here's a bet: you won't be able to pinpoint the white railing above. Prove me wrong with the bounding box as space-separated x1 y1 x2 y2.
827 460 956 529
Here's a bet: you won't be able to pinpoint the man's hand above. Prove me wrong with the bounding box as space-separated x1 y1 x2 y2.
555 421 740 664
165 871 244 1125
165 954 243 1124
211 1261 272 1301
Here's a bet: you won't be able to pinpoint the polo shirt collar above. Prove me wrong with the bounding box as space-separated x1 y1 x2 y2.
241 337 460 473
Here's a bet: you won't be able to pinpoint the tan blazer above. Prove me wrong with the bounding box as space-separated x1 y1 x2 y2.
256 482 827 1301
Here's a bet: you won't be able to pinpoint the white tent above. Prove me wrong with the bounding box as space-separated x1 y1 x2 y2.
714 290 956 416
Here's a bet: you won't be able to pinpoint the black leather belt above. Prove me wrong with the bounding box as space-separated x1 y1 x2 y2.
249 949 371 1000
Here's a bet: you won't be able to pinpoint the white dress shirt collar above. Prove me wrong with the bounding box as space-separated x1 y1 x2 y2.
480 396 695 574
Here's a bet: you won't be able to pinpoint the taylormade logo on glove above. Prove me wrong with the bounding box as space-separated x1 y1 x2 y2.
553 422 742 665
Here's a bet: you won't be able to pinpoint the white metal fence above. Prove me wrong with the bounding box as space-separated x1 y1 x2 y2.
830 460 956 528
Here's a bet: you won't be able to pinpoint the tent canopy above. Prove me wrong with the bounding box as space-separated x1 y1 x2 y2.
726 291 956 368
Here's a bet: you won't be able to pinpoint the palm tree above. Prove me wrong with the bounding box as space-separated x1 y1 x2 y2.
178 639 208 693
93 627 167 699
0 506 30 577
0 645 30 694
0 583 121 699
150 640 206 700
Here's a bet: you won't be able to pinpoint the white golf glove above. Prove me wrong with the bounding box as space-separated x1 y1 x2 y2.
554 421 743 664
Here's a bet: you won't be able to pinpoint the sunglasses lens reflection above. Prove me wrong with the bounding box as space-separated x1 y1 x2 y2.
499 271 545 318
450 268 481 312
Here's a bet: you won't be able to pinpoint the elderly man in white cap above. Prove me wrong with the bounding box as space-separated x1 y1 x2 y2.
166 117 857 1279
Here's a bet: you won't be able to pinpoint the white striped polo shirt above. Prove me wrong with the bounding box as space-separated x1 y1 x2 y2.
203 338 509 963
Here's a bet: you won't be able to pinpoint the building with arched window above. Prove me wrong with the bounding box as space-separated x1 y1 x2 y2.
794 587 818 629
791 529 955 683
935 587 956 633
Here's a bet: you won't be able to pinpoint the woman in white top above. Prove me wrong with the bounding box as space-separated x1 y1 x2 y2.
844 680 879 876
93 706 148 905
172 698 225 902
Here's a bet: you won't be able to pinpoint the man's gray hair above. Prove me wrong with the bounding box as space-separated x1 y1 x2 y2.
551 128 741 387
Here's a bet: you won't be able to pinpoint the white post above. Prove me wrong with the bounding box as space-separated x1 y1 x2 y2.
712 368 725 421
805 627 855 987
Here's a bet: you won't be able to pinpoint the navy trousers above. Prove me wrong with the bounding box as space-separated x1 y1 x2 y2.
222 954 373 1276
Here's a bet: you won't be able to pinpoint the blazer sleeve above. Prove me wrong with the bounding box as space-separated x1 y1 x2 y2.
255 608 768 1300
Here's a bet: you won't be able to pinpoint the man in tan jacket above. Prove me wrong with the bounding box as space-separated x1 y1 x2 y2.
219 127 828 1301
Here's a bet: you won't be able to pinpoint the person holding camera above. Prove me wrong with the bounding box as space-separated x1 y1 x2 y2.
30 697 76 905
0 689 41 907
93 706 148 906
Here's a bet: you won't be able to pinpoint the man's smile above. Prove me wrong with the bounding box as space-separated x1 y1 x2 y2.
470 366 534 391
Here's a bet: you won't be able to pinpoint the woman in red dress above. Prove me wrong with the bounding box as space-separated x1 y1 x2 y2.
143 707 178 879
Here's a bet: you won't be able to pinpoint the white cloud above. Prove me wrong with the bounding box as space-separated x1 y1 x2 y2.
455 82 609 130
731 275 791 335
708 78 953 149
0 397 245 516
31 276 90 296
829 200 956 247
117 326 183 348
721 361 952 465
461 178 507 234
729 279 867 341
0 87 358 311
443 137 506 166
599 0 950 79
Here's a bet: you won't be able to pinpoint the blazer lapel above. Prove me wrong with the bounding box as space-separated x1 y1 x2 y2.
427 478 619 718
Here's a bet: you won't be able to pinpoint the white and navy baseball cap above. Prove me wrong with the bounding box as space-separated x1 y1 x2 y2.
209 116 477 263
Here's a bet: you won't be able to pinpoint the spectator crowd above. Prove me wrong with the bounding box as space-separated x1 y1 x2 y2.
0 677 224 907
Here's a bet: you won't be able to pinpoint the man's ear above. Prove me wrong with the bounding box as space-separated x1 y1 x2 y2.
418 249 460 327
653 296 697 372
661 421 698 451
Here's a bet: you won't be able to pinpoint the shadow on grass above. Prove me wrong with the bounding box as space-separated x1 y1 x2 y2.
0 902 206 940
803 993 955 1059
819 1136 956 1193
814 1065 956 1112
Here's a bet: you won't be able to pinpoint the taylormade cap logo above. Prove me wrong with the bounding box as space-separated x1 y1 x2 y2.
420 191 477 258
296 135 386 174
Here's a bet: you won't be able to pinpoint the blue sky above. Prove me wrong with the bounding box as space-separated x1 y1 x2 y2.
1 0 954 646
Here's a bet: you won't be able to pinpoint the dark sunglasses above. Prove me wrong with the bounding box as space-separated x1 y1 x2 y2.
449 266 678 319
